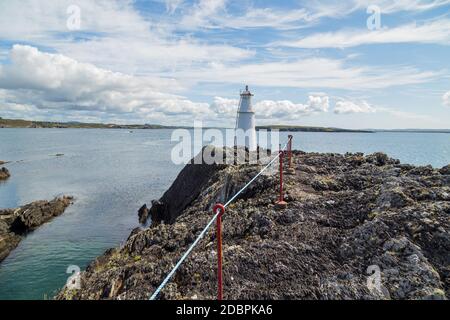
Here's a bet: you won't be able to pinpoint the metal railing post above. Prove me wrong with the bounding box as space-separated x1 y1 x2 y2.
287 135 295 175
214 203 225 300
275 146 287 209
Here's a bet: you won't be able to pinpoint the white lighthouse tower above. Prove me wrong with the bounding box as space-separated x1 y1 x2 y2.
235 85 257 151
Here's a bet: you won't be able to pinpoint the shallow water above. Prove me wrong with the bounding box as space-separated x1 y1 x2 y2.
0 129 448 299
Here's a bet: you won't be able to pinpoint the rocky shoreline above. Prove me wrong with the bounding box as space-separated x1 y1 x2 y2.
0 196 73 262
0 162 10 180
57 149 449 300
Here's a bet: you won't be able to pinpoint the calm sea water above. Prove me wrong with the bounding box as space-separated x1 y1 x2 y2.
0 128 449 300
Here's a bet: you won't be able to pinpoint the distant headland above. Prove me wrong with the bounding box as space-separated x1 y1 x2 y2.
0 117 370 133
1 117 449 133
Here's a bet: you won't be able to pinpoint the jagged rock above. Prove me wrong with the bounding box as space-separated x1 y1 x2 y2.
0 196 73 262
138 204 149 225
366 152 389 166
149 147 227 225
57 149 449 300
376 187 413 209
440 165 450 175
10 196 73 233
0 167 10 180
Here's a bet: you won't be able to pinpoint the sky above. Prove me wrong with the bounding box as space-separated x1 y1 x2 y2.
0 0 449 129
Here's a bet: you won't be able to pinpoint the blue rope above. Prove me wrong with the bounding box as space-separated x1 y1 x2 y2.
149 142 289 300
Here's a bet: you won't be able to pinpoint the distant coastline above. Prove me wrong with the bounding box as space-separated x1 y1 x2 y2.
0 117 189 130
256 125 372 133
1 117 449 133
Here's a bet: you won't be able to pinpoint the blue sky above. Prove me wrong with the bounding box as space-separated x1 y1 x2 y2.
0 0 449 128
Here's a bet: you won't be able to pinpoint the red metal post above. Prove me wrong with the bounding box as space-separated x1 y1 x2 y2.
214 203 225 300
275 144 288 209
279 149 284 202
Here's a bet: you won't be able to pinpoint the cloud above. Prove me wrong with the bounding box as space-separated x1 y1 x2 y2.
211 96 238 116
334 100 376 114
171 58 439 90
255 95 329 119
0 45 212 121
278 19 450 48
0 45 329 124
211 95 329 119
0 0 253 75
165 0 184 14
304 0 450 18
352 0 450 13
443 91 450 107
183 7 316 30
180 0 227 29
177 0 450 31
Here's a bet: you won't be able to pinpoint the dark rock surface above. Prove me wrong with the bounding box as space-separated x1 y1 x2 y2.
138 204 149 225
147 148 227 225
57 150 449 300
0 196 73 262
0 167 10 180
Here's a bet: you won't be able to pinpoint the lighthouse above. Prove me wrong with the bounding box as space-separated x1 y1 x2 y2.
235 85 257 151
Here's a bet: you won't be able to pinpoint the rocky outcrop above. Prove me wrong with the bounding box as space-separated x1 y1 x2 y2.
147 148 227 225
0 196 73 262
138 204 149 225
0 167 10 180
57 150 449 300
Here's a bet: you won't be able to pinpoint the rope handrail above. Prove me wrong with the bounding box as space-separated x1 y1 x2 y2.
149 140 291 300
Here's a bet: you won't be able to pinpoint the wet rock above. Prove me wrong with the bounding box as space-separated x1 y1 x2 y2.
0 167 10 180
0 196 73 262
10 196 74 234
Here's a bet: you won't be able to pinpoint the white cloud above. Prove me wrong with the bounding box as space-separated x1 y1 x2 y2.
304 0 450 18
255 95 329 119
211 96 238 116
177 0 450 31
334 100 376 114
185 7 317 30
278 19 450 48
352 0 450 13
165 0 184 14
443 91 450 107
0 45 212 122
208 95 330 120
170 58 439 90
0 45 330 124
0 0 253 75
180 0 227 29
